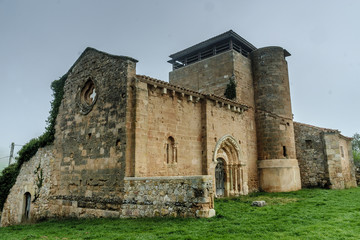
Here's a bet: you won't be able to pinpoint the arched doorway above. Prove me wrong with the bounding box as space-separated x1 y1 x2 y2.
215 158 225 196
213 135 248 197
24 192 31 220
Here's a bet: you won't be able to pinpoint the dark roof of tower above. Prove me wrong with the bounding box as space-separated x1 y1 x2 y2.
168 30 257 69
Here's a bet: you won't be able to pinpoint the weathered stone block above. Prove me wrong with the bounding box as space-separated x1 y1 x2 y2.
251 201 266 207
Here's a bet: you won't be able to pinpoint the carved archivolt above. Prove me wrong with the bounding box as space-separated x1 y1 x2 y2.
213 134 248 197
213 135 245 165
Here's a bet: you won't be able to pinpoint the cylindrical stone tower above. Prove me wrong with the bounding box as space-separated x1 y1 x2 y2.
251 46 301 192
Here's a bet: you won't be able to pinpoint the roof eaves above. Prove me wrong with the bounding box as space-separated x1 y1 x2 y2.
136 75 250 110
169 30 256 60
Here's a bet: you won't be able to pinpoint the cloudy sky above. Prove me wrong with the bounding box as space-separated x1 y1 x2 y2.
0 0 359 170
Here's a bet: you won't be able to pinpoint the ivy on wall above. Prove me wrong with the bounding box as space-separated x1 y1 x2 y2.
0 73 67 210
33 163 44 203
17 73 67 167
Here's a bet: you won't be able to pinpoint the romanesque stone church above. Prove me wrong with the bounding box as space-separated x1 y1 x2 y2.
1 30 357 226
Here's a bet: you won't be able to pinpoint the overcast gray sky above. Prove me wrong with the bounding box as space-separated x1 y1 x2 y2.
1 0 359 170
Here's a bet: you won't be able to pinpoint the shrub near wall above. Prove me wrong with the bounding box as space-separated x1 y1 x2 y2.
0 164 19 211
0 73 67 211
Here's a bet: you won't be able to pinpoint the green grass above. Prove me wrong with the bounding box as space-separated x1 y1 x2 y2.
1 188 360 239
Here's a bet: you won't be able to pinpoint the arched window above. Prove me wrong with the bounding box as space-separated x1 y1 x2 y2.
81 79 96 105
166 136 177 164
78 78 97 114
24 192 31 220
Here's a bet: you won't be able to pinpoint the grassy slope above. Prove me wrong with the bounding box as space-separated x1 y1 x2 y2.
1 188 360 240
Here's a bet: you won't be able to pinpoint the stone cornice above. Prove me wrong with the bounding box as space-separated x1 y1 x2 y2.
137 75 250 114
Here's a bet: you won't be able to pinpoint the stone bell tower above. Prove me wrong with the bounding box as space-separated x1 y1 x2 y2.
251 47 301 192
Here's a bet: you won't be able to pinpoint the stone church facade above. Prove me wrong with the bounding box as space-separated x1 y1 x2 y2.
1 30 357 226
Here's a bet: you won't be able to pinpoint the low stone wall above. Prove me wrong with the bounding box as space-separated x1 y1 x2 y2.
45 175 215 220
1 157 215 227
1 147 54 227
122 176 215 218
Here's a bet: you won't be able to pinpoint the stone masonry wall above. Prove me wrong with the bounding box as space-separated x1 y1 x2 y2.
323 133 345 189
339 137 356 188
1 149 215 226
324 132 357 189
251 47 301 192
169 51 234 96
122 176 214 218
294 123 357 189
1 147 54 227
42 175 215 220
294 123 329 187
205 103 258 192
133 79 203 177
52 48 137 207
324 133 357 189
135 75 256 193
168 50 258 192
233 51 255 107
169 50 255 109
251 47 296 161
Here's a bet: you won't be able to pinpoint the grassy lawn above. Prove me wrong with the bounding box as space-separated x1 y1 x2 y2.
1 187 360 240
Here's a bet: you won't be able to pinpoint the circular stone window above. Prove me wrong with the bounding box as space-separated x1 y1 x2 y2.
78 79 97 114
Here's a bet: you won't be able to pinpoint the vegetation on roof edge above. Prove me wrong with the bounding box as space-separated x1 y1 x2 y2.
0 73 67 211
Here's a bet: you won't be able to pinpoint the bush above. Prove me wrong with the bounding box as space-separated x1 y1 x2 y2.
224 77 236 100
0 164 19 210
352 133 360 166
0 73 67 211
353 150 360 166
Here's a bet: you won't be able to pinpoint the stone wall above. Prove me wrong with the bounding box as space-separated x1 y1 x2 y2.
251 47 301 192
52 48 137 203
135 76 255 194
1 152 215 227
205 102 257 192
169 51 234 96
47 176 214 220
294 122 357 189
294 122 329 187
132 79 203 177
233 51 255 107
169 50 255 109
122 176 214 218
1 147 54 226
168 50 258 192
324 133 357 189
251 47 296 160
339 137 355 187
